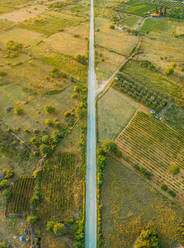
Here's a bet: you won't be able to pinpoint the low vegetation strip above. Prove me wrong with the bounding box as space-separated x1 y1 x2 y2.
116 112 184 202
6 176 35 216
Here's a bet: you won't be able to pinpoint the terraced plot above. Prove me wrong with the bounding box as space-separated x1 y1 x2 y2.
116 112 184 202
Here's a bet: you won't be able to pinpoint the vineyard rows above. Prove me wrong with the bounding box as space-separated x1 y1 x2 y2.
6 176 35 216
39 153 76 221
116 112 184 202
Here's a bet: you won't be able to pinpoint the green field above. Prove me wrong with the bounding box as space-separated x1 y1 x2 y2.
101 157 184 247
122 0 154 16
97 88 139 142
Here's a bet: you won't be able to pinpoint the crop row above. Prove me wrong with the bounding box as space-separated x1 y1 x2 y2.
116 112 184 202
6 176 35 216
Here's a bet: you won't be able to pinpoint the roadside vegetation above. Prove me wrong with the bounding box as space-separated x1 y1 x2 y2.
0 0 89 246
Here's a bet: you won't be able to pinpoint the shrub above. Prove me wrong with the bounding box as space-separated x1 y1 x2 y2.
169 164 180 175
168 190 176 197
3 169 14 179
165 67 174 75
76 55 88 65
6 40 23 57
133 164 140 171
26 215 38 224
45 119 53 126
0 180 9 189
46 221 55 232
30 136 39 146
53 223 65 235
2 189 11 201
64 111 71 118
41 135 50 144
102 140 117 154
135 224 162 248
40 144 52 156
110 25 115 29
55 121 61 128
49 67 61 79
14 106 23 115
51 130 63 144
44 105 56 114
161 184 168 191
171 62 176 68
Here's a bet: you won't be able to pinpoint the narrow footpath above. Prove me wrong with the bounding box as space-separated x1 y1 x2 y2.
85 0 97 247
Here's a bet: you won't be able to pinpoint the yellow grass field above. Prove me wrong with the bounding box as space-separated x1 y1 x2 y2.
97 88 139 142
45 32 88 57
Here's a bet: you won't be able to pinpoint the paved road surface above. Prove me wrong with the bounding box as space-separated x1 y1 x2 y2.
85 0 97 247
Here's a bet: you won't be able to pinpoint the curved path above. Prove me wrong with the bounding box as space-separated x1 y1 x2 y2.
85 0 97 247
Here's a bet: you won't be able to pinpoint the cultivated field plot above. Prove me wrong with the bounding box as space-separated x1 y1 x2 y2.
6 176 35 216
116 112 184 202
97 88 139 142
95 15 137 84
38 153 83 222
139 18 184 76
122 60 184 106
101 158 184 247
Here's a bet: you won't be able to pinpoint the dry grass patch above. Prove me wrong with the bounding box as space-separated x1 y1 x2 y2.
45 32 87 57
102 157 184 247
0 28 44 47
96 47 126 82
0 5 47 23
95 19 137 56
97 88 139 142
0 83 76 141
65 22 89 39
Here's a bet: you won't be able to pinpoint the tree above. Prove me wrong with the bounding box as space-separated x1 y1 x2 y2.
3 169 14 179
26 215 38 224
102 140 117 154
53 223 65 235
30 136 39 146
41 135 50 144
45 119 53 126
44 105 56 114
169 164 180 175
51 130 63 144
46 221 55 232
165 67 174 75
135 224 162 248
0 180 9 189
40 144 52 156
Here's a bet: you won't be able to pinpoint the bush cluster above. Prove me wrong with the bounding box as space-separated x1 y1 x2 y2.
6 40 23 58
135 224 162 248
115 73 167 112
76 55 88 65
73 84 87 119
30 168 42 207
46 221 66 235
132 164 152 180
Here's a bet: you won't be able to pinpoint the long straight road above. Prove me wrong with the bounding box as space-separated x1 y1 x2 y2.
85 0 97 247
